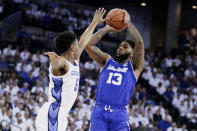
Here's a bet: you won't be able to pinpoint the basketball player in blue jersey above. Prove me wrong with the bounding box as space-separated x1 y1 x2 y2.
35 8 106 131
86 10 144 131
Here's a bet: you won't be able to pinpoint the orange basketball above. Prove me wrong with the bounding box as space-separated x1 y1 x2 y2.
106 8 126 30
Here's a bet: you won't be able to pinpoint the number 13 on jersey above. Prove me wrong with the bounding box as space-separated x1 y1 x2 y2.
106 72 122 86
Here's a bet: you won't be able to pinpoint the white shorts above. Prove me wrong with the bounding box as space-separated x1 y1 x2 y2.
35 102 68 131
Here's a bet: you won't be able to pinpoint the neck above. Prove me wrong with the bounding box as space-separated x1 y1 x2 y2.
61 51 75 64
118 56 132 64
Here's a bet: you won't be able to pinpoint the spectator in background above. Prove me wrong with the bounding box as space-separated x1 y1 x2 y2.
164 87 174 102
162 109 172 123
0 82 5 95
172 93 183 109
178 124 188 131
0 55 8 71
158 116 171 131
32 52 40 63
148 72 160 87
129 110 139 128
180 76 190 89
7 56 16 72
84 58 96 70
153 102 165 119
20 82 29 95
31 81 43 95
153 109 162 123
39 53 48 64
157 82 166 95
39 72 49 95
2 44 13 56
41 11 52 29
20 48 30 61
184 66 196 80
145 105 154 123
187 109 197 129
162 74 170 88
138 111 149 126
142 68 152 81
139 87 149 100
167 122 178 131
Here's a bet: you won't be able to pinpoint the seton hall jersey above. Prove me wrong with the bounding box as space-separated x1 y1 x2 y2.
96 58 137 106
48 60 79 115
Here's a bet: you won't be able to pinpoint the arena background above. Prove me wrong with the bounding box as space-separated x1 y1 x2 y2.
0 0 196 130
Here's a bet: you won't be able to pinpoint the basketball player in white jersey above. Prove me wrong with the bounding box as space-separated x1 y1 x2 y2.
35 8 106 131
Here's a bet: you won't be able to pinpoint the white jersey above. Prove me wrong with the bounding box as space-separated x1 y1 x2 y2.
36 60 79 131
48 60 79 113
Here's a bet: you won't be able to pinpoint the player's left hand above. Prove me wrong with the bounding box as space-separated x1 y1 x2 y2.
123 9 131 26
92 8 106 24
44 52 66 68
44 52 59 60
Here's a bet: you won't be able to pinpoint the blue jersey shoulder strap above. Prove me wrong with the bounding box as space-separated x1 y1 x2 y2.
100 58 113 73
128 61 137 83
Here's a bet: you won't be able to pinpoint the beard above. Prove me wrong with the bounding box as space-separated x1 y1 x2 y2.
114 52 131 63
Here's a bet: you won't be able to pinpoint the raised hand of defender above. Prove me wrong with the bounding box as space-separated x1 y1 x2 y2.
123 9 131 26
92 8 106 24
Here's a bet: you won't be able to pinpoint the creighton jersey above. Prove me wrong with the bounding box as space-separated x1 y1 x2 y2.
35 60 79 131
48 60 79 114
96 58 137 106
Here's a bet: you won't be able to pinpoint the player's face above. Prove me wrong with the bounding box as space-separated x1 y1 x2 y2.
117 42 133 56
114 42 133 63
71 39 79 59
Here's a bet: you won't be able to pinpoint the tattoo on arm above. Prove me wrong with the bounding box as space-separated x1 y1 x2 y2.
128 22 143 44
127 22 144 70
86 45 109 66
88 27 109 46
133 42 144 69
85 26 111 67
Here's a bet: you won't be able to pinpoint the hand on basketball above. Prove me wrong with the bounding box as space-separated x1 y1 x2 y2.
92 8 106 24
123 10 131 26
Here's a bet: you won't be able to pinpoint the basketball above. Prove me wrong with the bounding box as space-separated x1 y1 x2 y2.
106 8 126 30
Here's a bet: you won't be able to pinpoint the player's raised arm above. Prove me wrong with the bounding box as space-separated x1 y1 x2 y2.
85 25 115 68
124 10 145 80
44 52 68 76
77 8 106 61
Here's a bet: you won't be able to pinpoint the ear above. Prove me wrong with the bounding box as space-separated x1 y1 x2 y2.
70 44 76 51
130 51 134 57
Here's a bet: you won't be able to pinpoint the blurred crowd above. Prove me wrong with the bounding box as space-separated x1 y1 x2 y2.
131 27 197 131
0 0 197 131
13 0 103 34
1 0 124 46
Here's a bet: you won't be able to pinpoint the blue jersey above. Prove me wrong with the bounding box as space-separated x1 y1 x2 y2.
96 58 137 106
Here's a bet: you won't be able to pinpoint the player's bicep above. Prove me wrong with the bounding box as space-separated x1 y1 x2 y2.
50 58 69 76
132 42 145 79
86 45 110 67
132 58 144 80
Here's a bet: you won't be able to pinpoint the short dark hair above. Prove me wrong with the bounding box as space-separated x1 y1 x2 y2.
55 31 77 54
125 40 135 50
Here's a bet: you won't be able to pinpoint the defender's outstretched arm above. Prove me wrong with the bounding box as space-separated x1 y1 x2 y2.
77 8 106 62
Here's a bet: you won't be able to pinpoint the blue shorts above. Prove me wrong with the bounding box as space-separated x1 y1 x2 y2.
90 104 130 131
